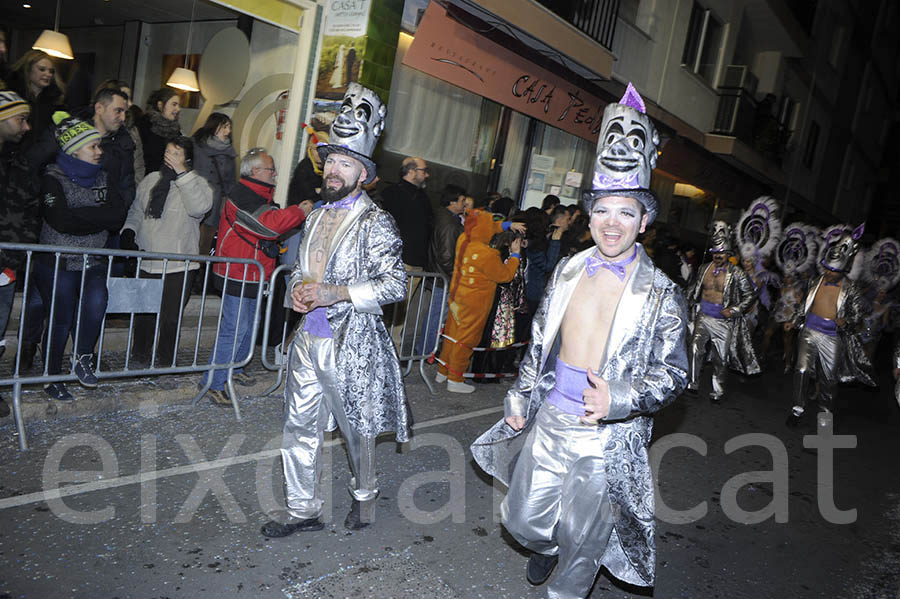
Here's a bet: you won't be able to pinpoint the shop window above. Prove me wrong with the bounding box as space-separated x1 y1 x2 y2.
802 120 820 169
681 1 724 85
517 122 595 210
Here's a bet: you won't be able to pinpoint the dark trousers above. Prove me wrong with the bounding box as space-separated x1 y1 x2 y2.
34 262 108 375
132 269 196 366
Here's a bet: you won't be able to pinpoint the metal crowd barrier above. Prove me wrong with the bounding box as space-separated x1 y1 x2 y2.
0 242 266 450
260 265 449 394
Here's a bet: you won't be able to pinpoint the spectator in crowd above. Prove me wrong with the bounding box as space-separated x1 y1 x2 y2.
490 195 514 220
204 147 309 406
418 183 467 356
381 156 432 346
654 229 688 287
0 91 40 416
138 88 181 174
35 112 127 402
95 79 144 183
7 50 65 146
80 87 135 208
435 208 524 393
523 206 563 317
193 112 236 257
121 136 212 367
540 193 560 215
286 129 327 207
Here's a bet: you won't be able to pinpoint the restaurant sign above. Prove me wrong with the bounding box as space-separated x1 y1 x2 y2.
402 3 605 143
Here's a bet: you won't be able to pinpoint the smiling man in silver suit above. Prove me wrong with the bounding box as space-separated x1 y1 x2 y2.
471 83 689 599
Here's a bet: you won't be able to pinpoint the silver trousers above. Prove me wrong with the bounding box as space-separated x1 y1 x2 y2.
793 328 841 414
689 314 733 399
502 403 618 599
281 330 377 520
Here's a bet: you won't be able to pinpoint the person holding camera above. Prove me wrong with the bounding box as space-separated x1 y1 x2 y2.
121 136 212 367
205 147 311 406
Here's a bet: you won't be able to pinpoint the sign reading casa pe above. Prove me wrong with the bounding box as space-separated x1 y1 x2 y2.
325 0 372 37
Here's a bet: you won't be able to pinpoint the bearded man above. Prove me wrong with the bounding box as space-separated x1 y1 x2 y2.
261 84 410 537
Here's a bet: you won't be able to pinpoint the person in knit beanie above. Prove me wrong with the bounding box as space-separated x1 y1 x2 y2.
33 111 127 402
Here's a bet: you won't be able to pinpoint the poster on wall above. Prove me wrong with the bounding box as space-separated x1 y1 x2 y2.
310 0 374 138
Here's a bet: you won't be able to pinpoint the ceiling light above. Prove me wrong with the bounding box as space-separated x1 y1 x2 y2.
23 4 32 8
32 0 73 60
166 0 200 93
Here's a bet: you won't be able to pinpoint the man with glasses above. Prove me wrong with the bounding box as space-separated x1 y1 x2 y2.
381 156 433 348
205 147 311 406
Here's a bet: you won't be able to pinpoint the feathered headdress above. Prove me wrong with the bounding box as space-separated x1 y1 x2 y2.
736 196 782 262
863 237 900 291
775 222 818 275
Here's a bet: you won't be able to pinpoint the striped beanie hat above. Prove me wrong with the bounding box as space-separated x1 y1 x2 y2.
52 111 101 155
0 91 30 121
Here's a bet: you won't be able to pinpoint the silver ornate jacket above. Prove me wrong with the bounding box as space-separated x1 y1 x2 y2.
687 262 761 375
290 192 411 441
471 245 689 587
792 275 875 386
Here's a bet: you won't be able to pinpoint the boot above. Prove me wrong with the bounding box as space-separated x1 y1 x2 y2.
526 552 558 585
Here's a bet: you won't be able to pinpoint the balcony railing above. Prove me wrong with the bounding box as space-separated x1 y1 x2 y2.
712 89 791 167
535 0 620 50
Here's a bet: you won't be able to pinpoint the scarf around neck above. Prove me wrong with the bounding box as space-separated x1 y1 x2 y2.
239 177 275 202
146 165 179 219
205 136 233 153
56 150 102 187
147 109 181 139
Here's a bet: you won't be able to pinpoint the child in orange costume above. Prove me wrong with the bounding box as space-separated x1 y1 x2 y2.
437 209 521 390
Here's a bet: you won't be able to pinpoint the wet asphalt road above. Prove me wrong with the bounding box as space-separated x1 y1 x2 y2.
0 362 898 599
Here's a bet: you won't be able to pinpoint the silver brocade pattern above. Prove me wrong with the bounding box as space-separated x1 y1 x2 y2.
791 276 875 387
471 245 689 588
289 192 411 441
686 262 760 375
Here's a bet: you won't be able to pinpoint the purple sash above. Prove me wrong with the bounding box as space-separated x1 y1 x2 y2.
547 358 588 416
700 300 725 319
805 313 838 337
303 307 333 338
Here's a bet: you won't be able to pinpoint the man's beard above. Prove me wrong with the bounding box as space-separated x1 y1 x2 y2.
321 177 356 203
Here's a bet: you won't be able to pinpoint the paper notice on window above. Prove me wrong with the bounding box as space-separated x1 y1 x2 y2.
531 154 555 172
549 185 561 195
564 171 583 188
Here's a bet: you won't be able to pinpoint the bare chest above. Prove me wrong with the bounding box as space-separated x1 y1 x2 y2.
702 268 725 293
559 272 624 370
810 284 840 319
307 210 348 280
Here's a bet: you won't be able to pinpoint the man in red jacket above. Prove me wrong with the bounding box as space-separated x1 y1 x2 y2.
204 147 311 405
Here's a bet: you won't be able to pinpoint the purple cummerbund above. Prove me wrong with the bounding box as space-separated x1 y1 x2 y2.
700 300 725 319
303 307 333 338
547 358 589 416
805 313 838 337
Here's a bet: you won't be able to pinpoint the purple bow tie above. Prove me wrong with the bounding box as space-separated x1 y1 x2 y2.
713 266 726 276
323 193 359 210
585 246 638 281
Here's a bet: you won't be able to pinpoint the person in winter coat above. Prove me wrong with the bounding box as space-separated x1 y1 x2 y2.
121 136 212 366
35 112 127 402
204 147 310 405
6 50 63 170
137 88 181 175
192 112 236 257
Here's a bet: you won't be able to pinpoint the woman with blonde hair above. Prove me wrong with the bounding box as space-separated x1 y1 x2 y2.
7 50 65 139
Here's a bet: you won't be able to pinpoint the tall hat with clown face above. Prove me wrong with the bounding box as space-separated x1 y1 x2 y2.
584 82 660 223
736 196 782 263
709 220 733 254
818 223 865 277
316 83 386 185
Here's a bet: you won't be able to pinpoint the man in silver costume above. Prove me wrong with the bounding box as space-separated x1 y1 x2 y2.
785 224 874 428
471 83 689 598
685 222 759 402
261 84 410 537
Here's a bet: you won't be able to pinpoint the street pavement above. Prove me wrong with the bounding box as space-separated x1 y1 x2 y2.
0 359 898 599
